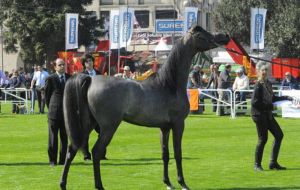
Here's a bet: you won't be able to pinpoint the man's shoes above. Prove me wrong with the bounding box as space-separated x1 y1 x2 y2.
101 156 108 160
49 162 57 167
254 164 264 171
269 163 286 170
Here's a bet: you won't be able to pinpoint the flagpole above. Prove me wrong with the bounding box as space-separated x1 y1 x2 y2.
108 39 111 76
65 13 68 73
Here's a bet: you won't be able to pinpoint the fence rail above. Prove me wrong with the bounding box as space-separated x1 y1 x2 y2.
0 88 31 114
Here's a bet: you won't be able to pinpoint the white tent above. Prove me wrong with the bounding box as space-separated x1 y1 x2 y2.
155 38 171 52
213 51 235 64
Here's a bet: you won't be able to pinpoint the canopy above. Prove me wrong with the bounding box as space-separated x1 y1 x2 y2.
155 38 171 52
213 51 235 64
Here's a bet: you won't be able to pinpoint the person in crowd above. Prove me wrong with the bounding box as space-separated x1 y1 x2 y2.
251 61 293 171
81 53 101 161
232 67 249 109
45 58 70 166
30 65 38 113
206 64 219 112
0 70 9 88
122 66 134 79
9 70 22 113
82 53 100 77
216 63 232 116
31 65 49 114
281 72 298 90
187 65 203 89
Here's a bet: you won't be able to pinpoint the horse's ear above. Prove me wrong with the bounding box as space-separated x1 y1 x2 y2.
189 25 203 33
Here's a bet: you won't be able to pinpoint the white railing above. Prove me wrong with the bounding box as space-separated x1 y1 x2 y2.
196 89 300 118
0 88 31 114
196 88 234 118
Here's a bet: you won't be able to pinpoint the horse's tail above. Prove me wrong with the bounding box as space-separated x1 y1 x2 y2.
64 74 91 150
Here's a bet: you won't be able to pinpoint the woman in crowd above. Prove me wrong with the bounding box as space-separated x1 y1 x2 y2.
251 61 292 171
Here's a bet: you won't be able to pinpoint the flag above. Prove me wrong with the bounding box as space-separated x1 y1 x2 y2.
65 13 79 50
250 8 267 50
109 10 120 49
119 7 134 48
184 7 198 33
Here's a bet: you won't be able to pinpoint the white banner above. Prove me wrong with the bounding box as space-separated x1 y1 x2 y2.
109 10 120 49
281 90 300 118
184 7 198 33
65 13 79 50
119 8 134 48
250 8 267 50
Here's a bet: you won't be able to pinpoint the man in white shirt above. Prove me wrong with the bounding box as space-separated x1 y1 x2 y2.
31 65 49 114
232 67 249 109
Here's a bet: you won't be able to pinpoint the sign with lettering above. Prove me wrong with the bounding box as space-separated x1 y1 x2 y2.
155 20 184 33
65 13 79 50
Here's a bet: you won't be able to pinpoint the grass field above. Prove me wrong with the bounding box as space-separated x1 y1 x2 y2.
0 103 300 190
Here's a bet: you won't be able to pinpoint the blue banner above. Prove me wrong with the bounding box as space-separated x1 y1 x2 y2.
155 20 183 33
184 7 198 33
65 13 79 50
250 8 267 50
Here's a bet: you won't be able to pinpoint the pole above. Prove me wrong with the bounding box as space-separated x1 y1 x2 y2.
1 25 3 71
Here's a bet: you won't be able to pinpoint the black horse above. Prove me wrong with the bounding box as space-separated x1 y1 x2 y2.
60 26 230 190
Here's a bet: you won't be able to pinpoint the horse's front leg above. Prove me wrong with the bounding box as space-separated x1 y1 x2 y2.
60 145 78 190
172 120 190 190
160 128 174 189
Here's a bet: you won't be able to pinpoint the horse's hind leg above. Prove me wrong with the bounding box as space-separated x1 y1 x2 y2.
60 145 78 190
160 128 174 189
92 127 118 190
172 121 190 190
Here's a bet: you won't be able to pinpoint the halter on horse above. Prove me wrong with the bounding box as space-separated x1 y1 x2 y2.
60 26 229 190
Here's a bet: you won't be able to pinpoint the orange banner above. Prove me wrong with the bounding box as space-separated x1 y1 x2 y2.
187 89 199 111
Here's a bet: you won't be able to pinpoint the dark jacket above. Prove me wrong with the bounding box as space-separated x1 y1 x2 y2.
281 76 299 90
9 76 22 88
218 70 231 89
45 73 70 120
251 80 288 117
207 72 219 89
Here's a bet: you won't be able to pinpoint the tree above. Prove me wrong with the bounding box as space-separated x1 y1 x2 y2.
213 0 300 57
0 0 102 69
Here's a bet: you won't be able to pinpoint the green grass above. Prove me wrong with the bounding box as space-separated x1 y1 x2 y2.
0 103 300 190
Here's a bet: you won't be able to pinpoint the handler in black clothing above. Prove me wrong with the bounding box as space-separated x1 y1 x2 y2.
251 61 292 171
81 53 107 161
45 58 70 166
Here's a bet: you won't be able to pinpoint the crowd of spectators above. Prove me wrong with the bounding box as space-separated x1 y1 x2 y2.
187 63 299 115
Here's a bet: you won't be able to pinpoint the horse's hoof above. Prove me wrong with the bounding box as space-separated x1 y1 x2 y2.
60 182 66 190
167 185 175 190
95 185 105 190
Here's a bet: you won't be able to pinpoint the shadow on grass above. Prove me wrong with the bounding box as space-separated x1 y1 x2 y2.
208 187 300 190
109 157 198 162
0 157 198 167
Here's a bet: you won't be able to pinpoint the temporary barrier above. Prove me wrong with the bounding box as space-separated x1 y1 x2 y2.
192 89 234 118
0 88 30 114
191 88 300 119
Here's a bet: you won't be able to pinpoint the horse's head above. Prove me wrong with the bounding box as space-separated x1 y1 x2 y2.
185 25 230 52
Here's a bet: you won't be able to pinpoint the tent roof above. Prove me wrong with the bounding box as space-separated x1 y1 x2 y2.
213 51 235 64
155 38 171 52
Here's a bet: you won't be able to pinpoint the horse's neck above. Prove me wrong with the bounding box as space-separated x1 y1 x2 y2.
159 41 197 92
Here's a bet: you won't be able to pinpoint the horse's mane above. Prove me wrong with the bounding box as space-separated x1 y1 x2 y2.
144 38 185 91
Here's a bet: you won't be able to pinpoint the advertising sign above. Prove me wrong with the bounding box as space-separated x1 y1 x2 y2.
250 8 267 50
184 7 198 33
65 13 79 50
155 20 184 33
